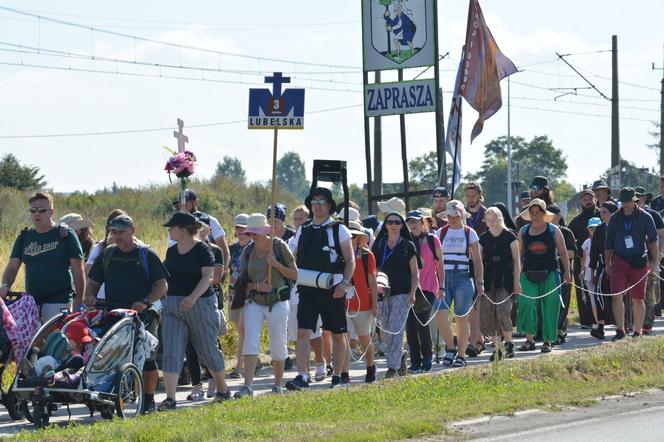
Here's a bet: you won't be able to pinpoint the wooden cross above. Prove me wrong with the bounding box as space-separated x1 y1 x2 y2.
174 118 189 152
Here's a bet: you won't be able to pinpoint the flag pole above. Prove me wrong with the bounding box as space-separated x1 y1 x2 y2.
507 76 513 216
269 126 278 285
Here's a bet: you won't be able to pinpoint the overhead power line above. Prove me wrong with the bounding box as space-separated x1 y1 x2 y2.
0 104 362 139
511 104 654 122
0 6 361 70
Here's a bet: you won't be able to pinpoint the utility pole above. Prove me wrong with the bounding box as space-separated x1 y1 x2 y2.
433 0 446 187
507 76 513 216
653 44 664 176
373 70 383 198
611 35 620 168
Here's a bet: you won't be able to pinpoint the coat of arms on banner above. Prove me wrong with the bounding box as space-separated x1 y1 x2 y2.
362 0 435 71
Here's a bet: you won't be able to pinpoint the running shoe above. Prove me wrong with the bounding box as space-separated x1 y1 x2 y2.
213 390 232 403
233 385 254 399
285 374 310 391
384 368 397 379
157 398 177 411
365 365 376 383
421 356 433 373
330 375 342 389
590 326 605 340
187 384 205 401
143 398 156 414
407 361 422 374
340 372 351 385
611 329 626 342
314 363 327 382
229 367 242 379
271 385 284 394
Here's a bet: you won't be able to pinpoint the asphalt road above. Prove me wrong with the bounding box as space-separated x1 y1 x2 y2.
0 317 662 437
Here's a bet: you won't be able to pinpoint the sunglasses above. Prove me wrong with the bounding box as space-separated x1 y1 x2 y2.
310 199 329 207
530 185 542 192
29 207 51 214
385 219 403 226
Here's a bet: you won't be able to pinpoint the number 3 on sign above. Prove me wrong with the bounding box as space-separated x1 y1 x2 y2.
270 97 284 115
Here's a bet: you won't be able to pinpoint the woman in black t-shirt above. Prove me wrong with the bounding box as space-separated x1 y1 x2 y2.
158 212 230 410
479 207 521 361
371 211 419 379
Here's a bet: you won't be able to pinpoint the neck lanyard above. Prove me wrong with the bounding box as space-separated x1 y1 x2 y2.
468 208 482 228
624 215 634 234
382 237 401 267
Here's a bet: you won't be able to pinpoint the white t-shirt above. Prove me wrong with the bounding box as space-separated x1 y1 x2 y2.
582 238 592 281
291 217 352 265
436 225 479 271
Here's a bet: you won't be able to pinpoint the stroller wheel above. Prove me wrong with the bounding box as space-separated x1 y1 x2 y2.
2 384 24 421
22 397 49 429
114 363 144 418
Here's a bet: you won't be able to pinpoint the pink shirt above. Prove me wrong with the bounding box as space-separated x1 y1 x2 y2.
415 234 441 293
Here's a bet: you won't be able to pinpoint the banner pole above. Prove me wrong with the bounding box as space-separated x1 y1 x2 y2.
269 126 278 285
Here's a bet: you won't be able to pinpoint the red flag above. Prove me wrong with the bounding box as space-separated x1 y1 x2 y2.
460 0 517 142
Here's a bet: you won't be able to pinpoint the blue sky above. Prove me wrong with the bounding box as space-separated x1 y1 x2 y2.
0 0 661 193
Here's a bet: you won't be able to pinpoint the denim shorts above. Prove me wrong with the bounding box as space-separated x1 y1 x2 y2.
433 270 475 316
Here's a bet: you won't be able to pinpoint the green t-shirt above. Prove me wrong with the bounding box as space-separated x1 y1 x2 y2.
10 226 84 303
88 245 169 308
240 238 294 291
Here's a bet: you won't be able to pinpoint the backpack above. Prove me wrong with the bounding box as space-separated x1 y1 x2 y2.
414 234 439 262
18 224 70 258
520 223 556 242
359 248 371 287
439 225 472 258
101 244 151 286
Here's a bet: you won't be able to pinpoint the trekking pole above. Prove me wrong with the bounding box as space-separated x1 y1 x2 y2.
268 127 279 285
435 330 440 363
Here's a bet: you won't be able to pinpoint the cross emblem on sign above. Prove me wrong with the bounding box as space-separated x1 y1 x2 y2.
265 72 291 99
174 118 189 152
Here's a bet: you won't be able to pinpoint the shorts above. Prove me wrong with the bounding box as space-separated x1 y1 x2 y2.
288 301 321 341
297 287 347 334
610 255 648 300
346 311 375 339
243 300 289 361
434 270 475 317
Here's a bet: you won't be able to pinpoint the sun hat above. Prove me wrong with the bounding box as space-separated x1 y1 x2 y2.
337 207 360 222
108 215 135 231
438 200 470 220
530 176 549 191
520 198 555 222
600 201 618 214
619 187 639 203
592 180 610 191
377 197 406 215
243 213 271 236
348 220 368 238
305 187 337 214
162 212 200 229
587 217 601 229
634 186 653 203
59 213 93 230
233 213 249 227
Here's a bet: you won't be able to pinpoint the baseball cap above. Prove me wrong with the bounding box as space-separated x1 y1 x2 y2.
163 211 199 228
432 187 450 198
108 215 134 231
233 213 249 227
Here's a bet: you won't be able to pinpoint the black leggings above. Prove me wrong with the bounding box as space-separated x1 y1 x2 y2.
405 308 433 363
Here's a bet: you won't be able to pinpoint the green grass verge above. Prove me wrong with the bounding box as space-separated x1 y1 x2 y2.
16 338 664 442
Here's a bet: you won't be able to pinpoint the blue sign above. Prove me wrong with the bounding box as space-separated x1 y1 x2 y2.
248 72 305 130
364 78 436 117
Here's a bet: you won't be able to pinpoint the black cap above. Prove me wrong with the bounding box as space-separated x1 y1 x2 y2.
362 215 379 232
108 215 134 231
592 180 610 191
546 204 562 215
192 211 211 226
171 190 198 206
601 201 618 214
519 191 531 200
619 187 638 203
432 187 450 198
530 176 549 190
163 211 200 228
305 187 337 213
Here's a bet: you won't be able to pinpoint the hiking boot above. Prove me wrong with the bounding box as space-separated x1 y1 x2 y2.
384 368 397 379
505 342 515 359
421 356 433 373
611 329 626 342
398 350 409 376
143 398 156 414
330 375 342 389
365 365 376 383
285 374 310 391
206 379 217 398
407 360 421 374
229 367 241 379
284 357 293 371
233 385 254 399
187 384 205 401
314 363 326 382
340 372 351 385
157 398 176 411
590 326 605 340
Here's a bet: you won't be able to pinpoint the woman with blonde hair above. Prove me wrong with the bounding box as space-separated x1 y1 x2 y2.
478 207 521 360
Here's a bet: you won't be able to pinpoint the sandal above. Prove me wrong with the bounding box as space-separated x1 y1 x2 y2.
541 343 552 353
442 349 456 367
452 355 467 367
517 341 536 352
157 398 177 411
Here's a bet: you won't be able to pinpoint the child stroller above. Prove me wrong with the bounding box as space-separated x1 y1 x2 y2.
13 308 151 429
